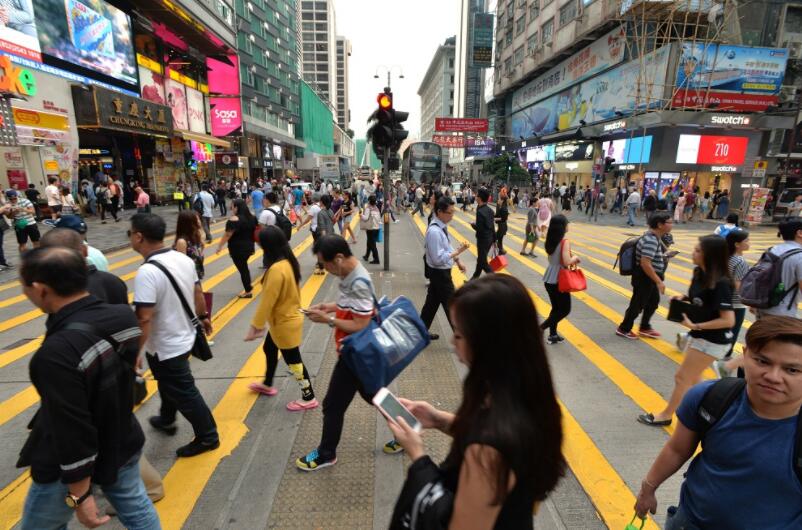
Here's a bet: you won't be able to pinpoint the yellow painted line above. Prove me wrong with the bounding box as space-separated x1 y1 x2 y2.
0 386 39 426
412 214 660 529
0 470 30 529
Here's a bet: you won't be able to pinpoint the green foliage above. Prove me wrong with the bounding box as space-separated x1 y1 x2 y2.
482 153 529 183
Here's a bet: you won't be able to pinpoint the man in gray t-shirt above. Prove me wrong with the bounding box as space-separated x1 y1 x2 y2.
757 220 802 319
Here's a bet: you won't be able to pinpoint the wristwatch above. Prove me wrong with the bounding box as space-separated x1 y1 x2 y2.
65 487 92 509
328 316 336 328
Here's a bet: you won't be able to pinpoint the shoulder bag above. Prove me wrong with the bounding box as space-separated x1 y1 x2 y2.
145 260 213 361
557 240 587 293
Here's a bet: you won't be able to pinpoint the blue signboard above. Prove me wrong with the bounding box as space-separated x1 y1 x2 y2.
465 136 495 157
623 136 653 164
677 43 788 95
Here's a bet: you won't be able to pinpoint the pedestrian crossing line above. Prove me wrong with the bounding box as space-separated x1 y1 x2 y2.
412 215 661 529
155 270 327 530
0 233 320 529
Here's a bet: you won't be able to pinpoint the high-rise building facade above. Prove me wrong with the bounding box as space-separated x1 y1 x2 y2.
299 0 338 114
454 0 487 119
335 37 352 131
418 37 457 143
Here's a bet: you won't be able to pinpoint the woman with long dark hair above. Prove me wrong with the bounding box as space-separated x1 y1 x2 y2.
244 226 317 410
174 210 205 280
540 215 580 344
639 235 735 426
360 195 381 264
216 198 256 298
388 275 565 529
716 229 751 377
494 191 509 255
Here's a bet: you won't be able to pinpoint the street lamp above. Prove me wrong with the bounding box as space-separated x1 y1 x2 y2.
374 65 405 89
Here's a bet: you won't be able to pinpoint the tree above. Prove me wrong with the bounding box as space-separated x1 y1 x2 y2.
482 153 529 183
346 128 355 139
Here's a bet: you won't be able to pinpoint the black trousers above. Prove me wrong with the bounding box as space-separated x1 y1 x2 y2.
109 196 120 219
420 268 455 330
146 352 218 443
496 222 507 254
262 333 314 400
319 358 373 460
229 249 253 292
540 282 571 336
472 238 494 279
364 229 379 262
619 269 662 332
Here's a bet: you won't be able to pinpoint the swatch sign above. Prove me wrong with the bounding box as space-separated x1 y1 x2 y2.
209 97 242 137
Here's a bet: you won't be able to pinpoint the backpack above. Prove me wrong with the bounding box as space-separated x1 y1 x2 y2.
192 193 204 215
696 377 802 484
614 236 641 276
739 247 802 309
716 224 737 238
270 206 293 241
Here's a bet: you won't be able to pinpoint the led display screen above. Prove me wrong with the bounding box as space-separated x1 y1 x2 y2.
675 134 748 165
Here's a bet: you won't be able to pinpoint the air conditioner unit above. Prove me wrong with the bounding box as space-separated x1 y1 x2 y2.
780 85 799 104
785 41 802 60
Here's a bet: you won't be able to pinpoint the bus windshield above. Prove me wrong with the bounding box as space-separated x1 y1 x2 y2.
403 142 443 186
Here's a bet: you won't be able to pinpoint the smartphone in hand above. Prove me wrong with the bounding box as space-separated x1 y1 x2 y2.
372 387 422 432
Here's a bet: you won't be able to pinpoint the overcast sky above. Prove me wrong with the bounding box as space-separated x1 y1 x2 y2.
333 0 460 140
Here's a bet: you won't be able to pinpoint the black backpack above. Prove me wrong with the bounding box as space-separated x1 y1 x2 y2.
696 377 802 484
614 236 641 276
269 207 293 241
192 194 204 215
739 247 802 310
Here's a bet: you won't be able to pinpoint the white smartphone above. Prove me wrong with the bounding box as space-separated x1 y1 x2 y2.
372 387 422 433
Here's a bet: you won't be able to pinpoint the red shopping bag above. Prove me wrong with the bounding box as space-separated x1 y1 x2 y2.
558 267 586 292
489 244 508 272
288 208 298 224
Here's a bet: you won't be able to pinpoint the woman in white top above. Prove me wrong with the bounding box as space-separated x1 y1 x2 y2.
60 186 77 215
536 196 554 238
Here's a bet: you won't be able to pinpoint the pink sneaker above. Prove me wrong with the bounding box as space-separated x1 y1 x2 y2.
248 383 278 396
639 328 662 339
615 328 639 340
286 399 319 411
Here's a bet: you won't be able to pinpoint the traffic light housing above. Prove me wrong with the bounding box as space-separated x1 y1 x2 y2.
367 90 409 156
604 156 615 172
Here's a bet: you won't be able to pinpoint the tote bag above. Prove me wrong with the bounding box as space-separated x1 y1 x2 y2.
557 240 587 293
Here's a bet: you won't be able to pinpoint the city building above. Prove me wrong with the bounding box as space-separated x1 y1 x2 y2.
356 139 382 170
295 81 334 180
418 37 457 143
335 37 352 131
454 0 488 120
299 0 338 114
235 0 304 182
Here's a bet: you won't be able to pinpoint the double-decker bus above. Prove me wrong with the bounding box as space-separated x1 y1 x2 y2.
401 142 444 186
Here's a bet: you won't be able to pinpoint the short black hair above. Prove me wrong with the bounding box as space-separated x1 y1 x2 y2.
312 234 352 261
202 183 210 191
21 247 87 296
477 188 490 202
435 196 455 214
648 212 672 229
778 219 802 241
725 213 739 225
40 228 84 253
265 191 277 203
321 194 332 208
130 213 166 242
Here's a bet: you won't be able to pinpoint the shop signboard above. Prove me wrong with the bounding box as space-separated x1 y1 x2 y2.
465 136 495 157
13 107 71 145
72 85 173 136
554 142 594 161
165 78 188 131
675 134 748 165
511 45 671 138
209 97 242 136
215 151 238 169
674 43 788 111
432 134 465 148
206 55 240 96
0 0 42 62
746 187 770 223
186 87 206 134
139 67 166 105
0 55 37 97
471 12 494 68
511 27 626 113
33 0 138 88
434 117 488 133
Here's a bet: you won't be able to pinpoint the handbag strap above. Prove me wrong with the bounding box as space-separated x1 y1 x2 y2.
350 276 381 320
145 259 200 328
63 322 137 373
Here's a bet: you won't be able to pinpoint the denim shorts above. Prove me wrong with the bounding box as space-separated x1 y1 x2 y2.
687 337 731 360
665 505 702 530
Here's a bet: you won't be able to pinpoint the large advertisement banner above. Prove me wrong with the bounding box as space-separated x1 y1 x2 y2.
675 134 749 165
432 134 464 148
512 45 671 138
206 55 240 96
512 26 626 113
139 66 165 105
674 43 788 111
209 97 241 136
0 0 41 62
186 87 205 134
471 12 494 68
33 0 137 86
435 117 488 133
165 78 188 130
465 136 495 157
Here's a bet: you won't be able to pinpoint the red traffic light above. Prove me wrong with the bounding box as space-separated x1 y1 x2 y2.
377 93 392 110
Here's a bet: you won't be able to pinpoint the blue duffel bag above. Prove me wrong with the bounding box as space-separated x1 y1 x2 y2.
340 282 430 395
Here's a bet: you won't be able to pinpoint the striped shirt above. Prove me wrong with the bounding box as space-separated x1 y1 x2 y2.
728 255 749 308
334 263 375 351
636 231 665 274
11 197 36 227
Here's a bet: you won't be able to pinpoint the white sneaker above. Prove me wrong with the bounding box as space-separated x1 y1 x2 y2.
713 360 731 379
676 332 689 352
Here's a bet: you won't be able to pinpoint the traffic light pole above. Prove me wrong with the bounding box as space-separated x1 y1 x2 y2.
383 149 391 271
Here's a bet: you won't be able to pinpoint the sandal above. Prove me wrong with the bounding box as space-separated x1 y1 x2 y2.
637 413 671 427
286 399 319 411
248 383 278 396
237 292 253 299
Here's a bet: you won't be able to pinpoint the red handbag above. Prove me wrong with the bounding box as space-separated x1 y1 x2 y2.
489 244 508 272
557 240 587 293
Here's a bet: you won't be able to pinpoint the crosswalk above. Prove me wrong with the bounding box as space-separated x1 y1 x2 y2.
0 209 787 529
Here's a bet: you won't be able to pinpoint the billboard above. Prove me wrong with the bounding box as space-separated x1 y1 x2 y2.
165 78 188 130
512 27 626 113
674 43 788 111
139 67 165 105
511 45 671 138
209 97 241 136
435 117 488 132
432 134 464 148
0 0 41 62
186 87 205 134
675 134 749 165
465 136 495 157
33 0 137 86
471 12 494 68
206 55 240 95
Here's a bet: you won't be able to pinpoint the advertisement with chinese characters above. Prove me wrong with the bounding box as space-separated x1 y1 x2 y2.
434 118 488 133
471 12 493 68
209 97 241 136
746 187 770 223
674 43 788 111
511 26 626 113
432 134 465 148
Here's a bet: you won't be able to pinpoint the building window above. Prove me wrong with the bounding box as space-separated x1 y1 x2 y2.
514 45 524 65
506 1 513 18
515 17 525 35
302 22 313 30
542 0 553 5
505 30 512 46
559 0 577 27
449 58 454 68
526 32 539 53
449 105 453 115
529 1 539 21
542 18 554 43
450 74 454 83
504 57 512 74
302 12 313 20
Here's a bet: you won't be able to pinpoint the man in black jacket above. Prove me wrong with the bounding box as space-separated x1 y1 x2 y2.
471 187 495 279
16 247 159 529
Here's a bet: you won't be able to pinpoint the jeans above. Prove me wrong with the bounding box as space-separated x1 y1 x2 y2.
201 216 212 242
364 229 379 262
420 268 455 331
541 282 571 336
21 452 160 530
413 199 425 216
627 206 636 225
472 238 494 279
262 333 314 400
229 249 253 293
619 269 662 333
665 504 702 530
146 352 218 443
318 358 373 460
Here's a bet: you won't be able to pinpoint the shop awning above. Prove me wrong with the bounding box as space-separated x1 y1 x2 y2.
178 131 231 149
539 128 583 144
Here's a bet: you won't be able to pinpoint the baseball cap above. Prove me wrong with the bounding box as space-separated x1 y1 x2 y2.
5 189 17 198
54 214 88 234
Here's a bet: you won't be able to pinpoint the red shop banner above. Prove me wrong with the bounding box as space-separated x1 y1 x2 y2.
672 90 779 112
432 134 465 148
435 117 489 133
